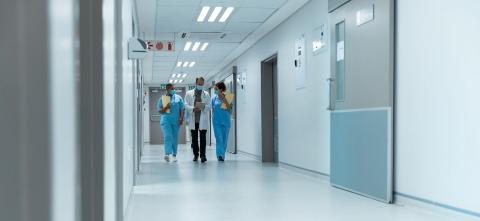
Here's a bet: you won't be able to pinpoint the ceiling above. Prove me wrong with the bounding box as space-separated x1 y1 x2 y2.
135 0 290 85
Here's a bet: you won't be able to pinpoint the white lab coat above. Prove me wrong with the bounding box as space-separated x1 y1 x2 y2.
184 89 211 130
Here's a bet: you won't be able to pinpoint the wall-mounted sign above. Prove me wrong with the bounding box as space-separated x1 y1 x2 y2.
295 35 307 90
146 40 175 51
356 4 374 26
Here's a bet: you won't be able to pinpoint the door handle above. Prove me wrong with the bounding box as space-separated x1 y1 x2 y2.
327 77 335 111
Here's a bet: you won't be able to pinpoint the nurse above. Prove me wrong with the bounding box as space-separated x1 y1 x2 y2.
211 82 232 162
157 83 185 162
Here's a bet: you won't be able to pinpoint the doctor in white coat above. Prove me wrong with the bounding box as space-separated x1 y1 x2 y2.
184 77 211 163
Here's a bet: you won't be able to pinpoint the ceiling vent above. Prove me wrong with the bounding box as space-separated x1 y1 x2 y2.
180 32 226 40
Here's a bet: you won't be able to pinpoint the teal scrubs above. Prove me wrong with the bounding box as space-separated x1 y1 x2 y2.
211 95 231 159
157 94 184 156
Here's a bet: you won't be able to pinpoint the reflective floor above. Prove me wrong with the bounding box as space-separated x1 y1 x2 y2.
125 144 479 221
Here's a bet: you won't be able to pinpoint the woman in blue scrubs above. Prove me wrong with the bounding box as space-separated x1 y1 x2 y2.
211 82 232 162
157 83 184 162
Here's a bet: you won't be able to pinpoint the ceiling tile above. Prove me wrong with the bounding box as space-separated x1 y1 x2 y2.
157 0 202 6
155 6 198 22
217 32 249 42
136 0 289 84
200 0 242 7
224 22 261 33
155 21 191 33
239 0 288 9
229 8 277 23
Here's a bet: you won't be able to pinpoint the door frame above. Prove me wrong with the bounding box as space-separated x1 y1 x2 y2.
261 54 278 163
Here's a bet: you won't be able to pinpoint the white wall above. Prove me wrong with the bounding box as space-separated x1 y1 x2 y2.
396 0 480 214
103 0 118 220
215 0 331 174
121 0 135 213
50 0 78 221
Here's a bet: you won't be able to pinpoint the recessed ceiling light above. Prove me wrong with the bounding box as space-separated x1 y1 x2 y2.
171 74 176 78
177 62 182 67
208 7 223 22
182 73 187 78
183 62 189 67
174 79 178 83
219 7 234 22
192 42 201 51
179 79 184 83
169 79 173 83
184 42 192 51
197 6 210 22
189 62 196 67
200 42 209 51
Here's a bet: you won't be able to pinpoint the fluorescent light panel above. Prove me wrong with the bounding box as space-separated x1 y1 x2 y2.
171 74 176 78
219 7 234 22
177 62 182 67
174 79 178 83
197 6 210 22
169 79 173 83
184 42 192 51
182 74 187 78
189 62 196 67
179 79 184 83
183 62 189 67
208 7 223 22
192 42 201 51
200 43 209 51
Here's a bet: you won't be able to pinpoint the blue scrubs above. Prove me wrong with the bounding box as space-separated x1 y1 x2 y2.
157 94 184 156
211 95 231 159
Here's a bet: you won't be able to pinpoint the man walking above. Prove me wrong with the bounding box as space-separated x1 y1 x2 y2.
184 77 211 163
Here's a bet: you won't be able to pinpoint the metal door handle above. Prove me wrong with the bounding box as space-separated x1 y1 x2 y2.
327 77 335 111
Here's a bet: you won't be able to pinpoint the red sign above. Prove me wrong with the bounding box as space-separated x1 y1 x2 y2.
146 40 175 52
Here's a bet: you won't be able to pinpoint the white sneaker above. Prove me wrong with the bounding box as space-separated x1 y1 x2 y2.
164 155 170 162
171 155 177 162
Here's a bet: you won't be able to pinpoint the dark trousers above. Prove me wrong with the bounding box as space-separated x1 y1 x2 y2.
191 122 207 158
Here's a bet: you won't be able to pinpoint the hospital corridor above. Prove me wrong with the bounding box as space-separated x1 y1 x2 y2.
1 0 480 221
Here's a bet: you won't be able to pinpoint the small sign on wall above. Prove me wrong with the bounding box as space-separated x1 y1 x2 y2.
295 35 307 90
146 40 175 51
356 4 374 26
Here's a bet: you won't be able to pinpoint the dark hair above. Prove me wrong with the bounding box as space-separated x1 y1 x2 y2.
215 82 227 92
196 77 205 83
166 83 173 89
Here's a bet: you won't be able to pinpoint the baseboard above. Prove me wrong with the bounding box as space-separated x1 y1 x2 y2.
279 161 330 181
395 192 480 220
237 150 262 161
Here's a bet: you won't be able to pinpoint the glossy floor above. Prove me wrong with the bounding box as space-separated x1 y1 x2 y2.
125 145 478 221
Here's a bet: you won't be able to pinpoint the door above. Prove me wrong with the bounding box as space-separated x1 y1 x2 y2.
261 55 278 163
149 86 188 145
329 0 394 203
273 60 279 162
223 73 237 154
149 88 163 144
